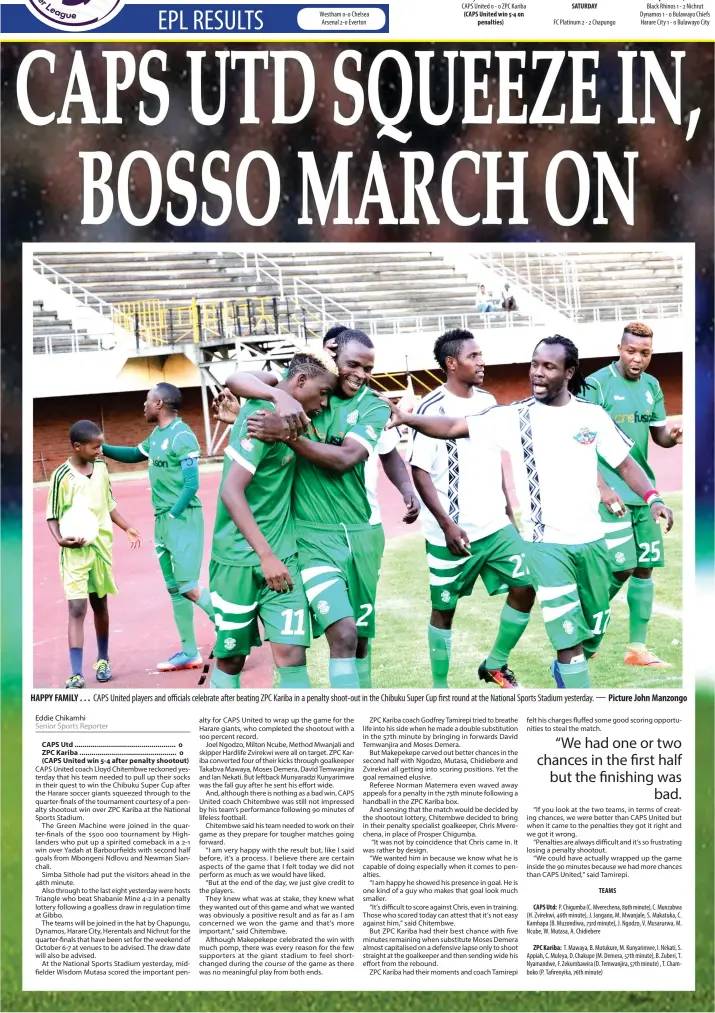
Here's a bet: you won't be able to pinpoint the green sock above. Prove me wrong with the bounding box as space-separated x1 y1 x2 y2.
277 665 311 688
627 576 654 647
609 574 626 601
559 659 590 689
195 587 216 621
428 625 452 688
485 603 531 669
357 655 372 689
329 658 359 688
170 593 197 656
210 668 240 689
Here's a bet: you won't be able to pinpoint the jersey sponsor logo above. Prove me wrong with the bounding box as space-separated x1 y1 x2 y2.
326 435 344 447
562 619 575 635
241 438 254 452
149 459 168 468
573 426 597 445
316 600 330 615
346 410 359 425
613 411 653 424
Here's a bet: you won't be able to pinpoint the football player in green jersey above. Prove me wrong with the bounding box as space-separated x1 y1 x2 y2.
101 383 216 672
210 352 338 689
584 322 683 668
218 330 391 690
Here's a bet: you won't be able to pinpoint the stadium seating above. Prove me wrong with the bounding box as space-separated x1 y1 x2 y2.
473 250 682 322
32 300 101 354
32 248 683 354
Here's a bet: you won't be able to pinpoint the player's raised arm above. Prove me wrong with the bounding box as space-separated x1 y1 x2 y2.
383 398 469 440
220 461 293 593
223 369 310 438
101 443 147 463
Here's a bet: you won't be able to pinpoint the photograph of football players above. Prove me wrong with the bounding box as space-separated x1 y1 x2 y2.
209 352 338 689
386 335 674 690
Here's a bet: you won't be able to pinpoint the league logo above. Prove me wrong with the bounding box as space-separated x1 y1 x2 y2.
24 0 124 32
573 427 597 445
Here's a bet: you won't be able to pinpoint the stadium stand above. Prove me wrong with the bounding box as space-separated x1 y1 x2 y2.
33 300 101 355
31 245 684 466
474 250 682 322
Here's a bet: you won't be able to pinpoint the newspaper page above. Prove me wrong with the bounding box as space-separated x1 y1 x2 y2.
1 2 713 1011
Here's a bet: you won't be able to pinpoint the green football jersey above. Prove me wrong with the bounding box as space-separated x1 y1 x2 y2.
583 362 666 505
138 417 201 516
293 385 390 527
212 399 297 566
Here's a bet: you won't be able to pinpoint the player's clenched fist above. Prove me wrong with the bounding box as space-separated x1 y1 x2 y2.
259 551 294 593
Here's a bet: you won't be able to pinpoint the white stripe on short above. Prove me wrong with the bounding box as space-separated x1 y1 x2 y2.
606 535 634 550
426 553 469 570
429 573 459 587
536 583 577 603
601 519 632 533
215 616 256 631
210 591 258 614
301 565 340 583
541 601 580 623
305 578 340 603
